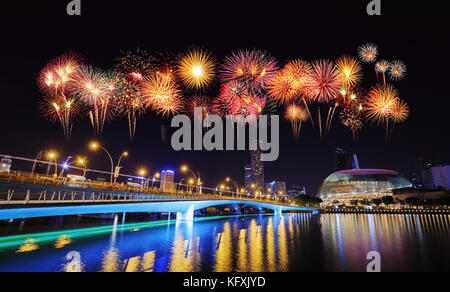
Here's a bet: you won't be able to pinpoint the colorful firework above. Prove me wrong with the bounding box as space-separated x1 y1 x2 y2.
340 107 363 141
388 60 407 81
115 48 155 140
38 52 83 139
310 60 342 103
358 43 379 63
268 59 313 104
221 50 278 92
185 96 212 119
71 66 118 136
365 84 399 139
285 103 309 139
389 98 410 137
335 56 363 88
178 48 216 90
142 74 183 118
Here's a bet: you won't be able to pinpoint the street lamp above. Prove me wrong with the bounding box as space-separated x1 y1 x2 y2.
47 151 58 178
138 168 147 189
113 151 129 184
181 165 201 193
226 177 240 197
76 157 88 177
90 142 114 184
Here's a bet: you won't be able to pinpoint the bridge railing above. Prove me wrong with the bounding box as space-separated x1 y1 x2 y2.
0 188 301 208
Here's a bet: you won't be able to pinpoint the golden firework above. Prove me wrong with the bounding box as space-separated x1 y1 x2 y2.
335 55 363 88
178 48 216 90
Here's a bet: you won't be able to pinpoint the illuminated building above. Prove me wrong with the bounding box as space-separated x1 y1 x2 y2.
420 165 450 190
244 149 265 194
160 170 175 192
335 148 360 171
319 169 413 205
268 181 287 197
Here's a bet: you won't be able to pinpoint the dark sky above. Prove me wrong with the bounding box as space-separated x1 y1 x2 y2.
0 1 449 194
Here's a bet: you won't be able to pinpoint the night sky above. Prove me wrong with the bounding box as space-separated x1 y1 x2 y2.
0 1 449 194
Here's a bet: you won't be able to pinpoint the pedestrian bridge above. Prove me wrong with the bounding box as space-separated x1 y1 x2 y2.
0 183 318 221
0 200 317 221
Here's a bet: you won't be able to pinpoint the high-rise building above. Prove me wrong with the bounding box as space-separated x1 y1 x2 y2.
421 165 450 190
244 149 265 194
335 148 360 171
160 170 175 192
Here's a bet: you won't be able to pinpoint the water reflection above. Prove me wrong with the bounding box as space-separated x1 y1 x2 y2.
1 213 450 272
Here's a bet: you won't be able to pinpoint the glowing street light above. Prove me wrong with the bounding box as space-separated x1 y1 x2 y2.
181 165 201 193
76 157 88 177
47 151 58 177
114 151 129 184
89 142 114 184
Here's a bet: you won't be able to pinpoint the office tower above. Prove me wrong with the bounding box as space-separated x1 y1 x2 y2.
335 148 360 171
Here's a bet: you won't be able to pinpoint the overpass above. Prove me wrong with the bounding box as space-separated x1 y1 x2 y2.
0 182 318 221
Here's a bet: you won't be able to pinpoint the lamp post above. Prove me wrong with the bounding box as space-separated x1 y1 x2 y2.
226 177 240 198
90 142 114 185
77 157 88 177
47 152 58 178
113 151 129 184
181 165 201 193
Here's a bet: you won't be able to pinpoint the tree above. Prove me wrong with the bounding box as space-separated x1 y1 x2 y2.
381 196 395 206
405 197 421 206
372 199 382 206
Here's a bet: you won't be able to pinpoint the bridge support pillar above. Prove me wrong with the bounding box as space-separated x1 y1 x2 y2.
177 203 195 221
274 207 283 216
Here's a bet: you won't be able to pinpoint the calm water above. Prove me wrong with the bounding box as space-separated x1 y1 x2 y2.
0 213 450 272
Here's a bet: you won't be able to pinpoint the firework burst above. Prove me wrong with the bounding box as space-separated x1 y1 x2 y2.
388 60 407 81
38 52 83 139
335 55 363 88
178 48 216 90
71 66 118 136
268 59 313 104
310 60 342 103
221 50 278 92
358 43 378 63
285 103 309 139
340 107 363 141
142 74 184 118
185 96 212 119
115 48 155 140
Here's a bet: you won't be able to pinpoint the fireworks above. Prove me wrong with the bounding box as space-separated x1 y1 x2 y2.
38 52 83 139
285 103 309 139
268 59 313 104
335 56 363 88
390 99 410 124
221 50 278 92
185 96 212 119
375 60 390 74
358 43 378 63
340 107 363 141
115 48 155 140
310 60 342 103
388 60 407 81
142 74 183 118
365 84 399 125
178 48 216 90
71 66 118 136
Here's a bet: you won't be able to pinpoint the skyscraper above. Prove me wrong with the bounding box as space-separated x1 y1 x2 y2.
335 148 360 171
244 149 265 194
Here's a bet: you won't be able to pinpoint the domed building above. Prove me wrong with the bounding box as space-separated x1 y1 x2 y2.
319 169 413 205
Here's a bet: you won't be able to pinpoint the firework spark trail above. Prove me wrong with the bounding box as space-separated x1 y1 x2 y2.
285 103 309 139
38 53 83 140
115 48 155 141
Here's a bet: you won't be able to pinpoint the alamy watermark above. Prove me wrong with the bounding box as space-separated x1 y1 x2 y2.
171 108 280 162
67 0 81 16
367 0 382 16
367 251 381 272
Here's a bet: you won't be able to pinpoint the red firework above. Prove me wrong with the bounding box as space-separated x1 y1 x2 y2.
220 50 278 91
185 96 212 119
310 60 342 103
